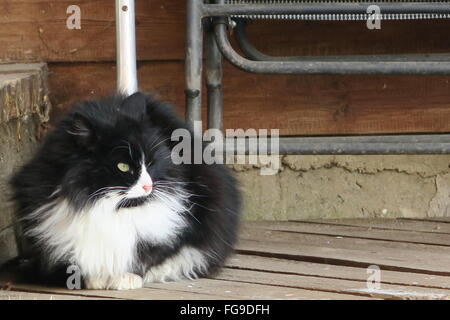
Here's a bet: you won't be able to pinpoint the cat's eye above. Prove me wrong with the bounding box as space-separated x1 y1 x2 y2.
117 162 130 173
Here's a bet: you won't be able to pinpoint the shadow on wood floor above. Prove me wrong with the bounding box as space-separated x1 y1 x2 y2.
1 218 450 300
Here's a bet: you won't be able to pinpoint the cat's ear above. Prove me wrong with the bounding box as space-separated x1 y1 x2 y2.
120 92 147 121
67 113 95 147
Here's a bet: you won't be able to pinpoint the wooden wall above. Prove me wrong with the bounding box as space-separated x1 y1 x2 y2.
3 0 450 135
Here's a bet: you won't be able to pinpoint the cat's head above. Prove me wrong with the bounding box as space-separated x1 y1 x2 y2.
60 92 185 210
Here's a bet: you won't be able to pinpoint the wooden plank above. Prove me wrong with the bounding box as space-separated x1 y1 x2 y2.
2 274 364 300
3 277 370 300
238 228 450 275
0 289 110 300
245 19 450 58
399 217 450 224
48 62 450 136
226 254 450 290
247 221 450 246
1 281 234 300
3 0 450 62
0 0 185 62
291 219 450 234
242 226 450 255
216 268 450 300
48 62 187 125
145 278 368 300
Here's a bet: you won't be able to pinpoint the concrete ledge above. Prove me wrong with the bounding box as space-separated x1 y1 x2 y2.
0 63 50 124
0 63 50 265
232 155 450 220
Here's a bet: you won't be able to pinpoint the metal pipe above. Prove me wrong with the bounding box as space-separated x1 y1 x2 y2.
234 19 450 63
278 137 450 155
185 0 204 127
205 21 224 130
234 19 303 61
198 1 450 155
226 135 450 155
214 19 450 74
115 0 138 95
203 3 450 17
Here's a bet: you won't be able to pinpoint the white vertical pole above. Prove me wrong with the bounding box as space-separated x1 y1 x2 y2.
115 0 138 95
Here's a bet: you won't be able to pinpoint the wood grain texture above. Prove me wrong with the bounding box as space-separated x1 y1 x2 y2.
238 227 450 275
245 19 450 57
47 61 187 124
0 273 367 300
291 218 450 234
226 254 450 289
247 220 450 246
216 268 449 300
3 1 450 62
144 278 369 300
0 0 185 62
5 0 450 135
48 62 450 135
2 219 450 300
0 282 234 300
0 289 112 300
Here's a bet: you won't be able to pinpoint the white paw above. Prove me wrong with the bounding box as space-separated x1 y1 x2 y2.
144 268 170 283
144 265 199 283
107 273 143 290
85 277 109 290
85 273 143 290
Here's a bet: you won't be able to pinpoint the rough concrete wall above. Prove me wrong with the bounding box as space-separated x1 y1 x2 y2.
0 63 50 265
232 155 450 220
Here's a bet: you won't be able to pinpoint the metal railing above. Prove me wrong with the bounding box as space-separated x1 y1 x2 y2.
185 0 450 154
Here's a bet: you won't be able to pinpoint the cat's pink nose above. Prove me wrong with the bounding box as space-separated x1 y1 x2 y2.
142 184 152 192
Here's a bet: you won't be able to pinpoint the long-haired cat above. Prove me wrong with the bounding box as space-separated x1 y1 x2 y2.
9 92 240 290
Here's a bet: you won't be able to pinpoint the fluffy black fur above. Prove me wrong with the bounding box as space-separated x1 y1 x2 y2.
7 92 240 287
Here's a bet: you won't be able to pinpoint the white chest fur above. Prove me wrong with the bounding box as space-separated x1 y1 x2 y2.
26 194 187 278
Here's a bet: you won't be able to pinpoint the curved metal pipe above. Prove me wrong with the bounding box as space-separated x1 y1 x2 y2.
214 18 450 75
234 19 309 61
234 18 450 65
234 19 271 61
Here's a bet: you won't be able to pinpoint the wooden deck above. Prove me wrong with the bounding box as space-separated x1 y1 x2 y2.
1 218 450 300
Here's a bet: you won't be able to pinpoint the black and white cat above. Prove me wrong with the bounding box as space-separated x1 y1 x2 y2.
10 92 240 290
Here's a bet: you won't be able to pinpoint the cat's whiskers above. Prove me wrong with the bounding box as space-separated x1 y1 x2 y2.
150 189 200 225
159 188 234 249
156 180 209 189
87 186 129 202
88 187 125 198
148 136 173 153
118 198 131 209
147 131 166 151
152 186 212 224
154 185 209 202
